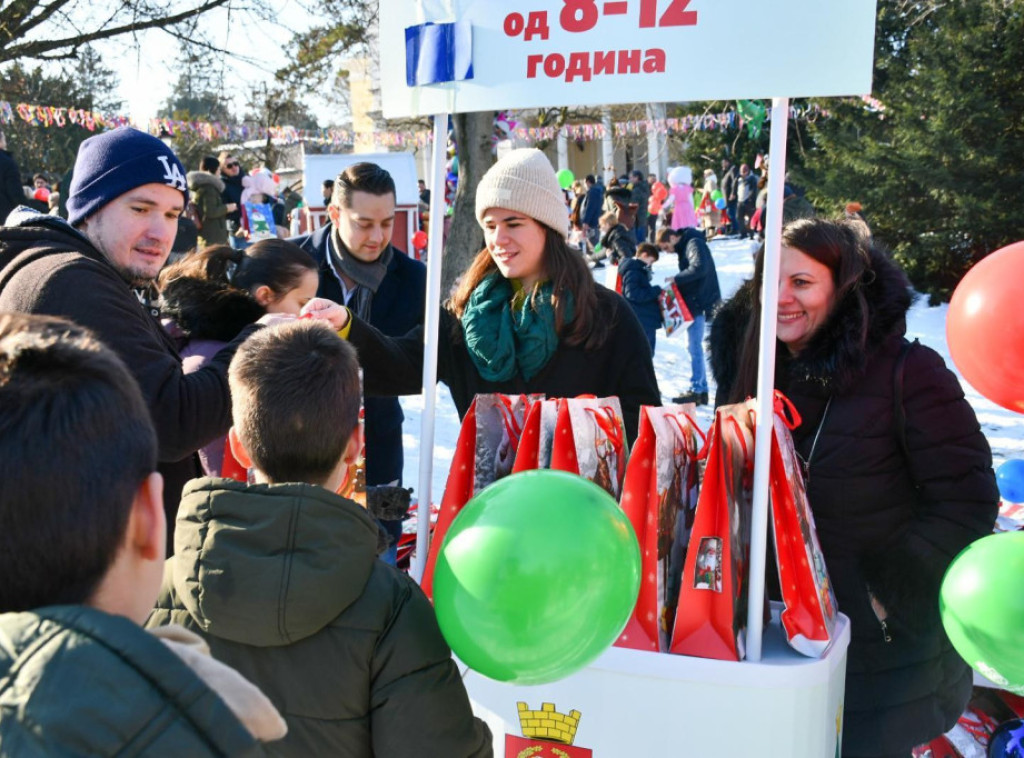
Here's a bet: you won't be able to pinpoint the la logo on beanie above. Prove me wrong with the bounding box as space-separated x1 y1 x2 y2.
157 156 187 192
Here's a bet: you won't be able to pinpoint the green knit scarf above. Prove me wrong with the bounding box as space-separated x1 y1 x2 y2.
461 273 573 382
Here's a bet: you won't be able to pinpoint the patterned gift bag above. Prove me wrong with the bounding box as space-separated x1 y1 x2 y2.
421 393 539 596
616 404 705 652
767 392 838 657
669 403 755 660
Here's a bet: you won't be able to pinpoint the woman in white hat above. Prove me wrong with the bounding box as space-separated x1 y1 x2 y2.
308 148 661 441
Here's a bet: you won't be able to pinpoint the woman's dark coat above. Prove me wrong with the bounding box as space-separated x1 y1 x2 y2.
710 248 998 757
348 285 661 444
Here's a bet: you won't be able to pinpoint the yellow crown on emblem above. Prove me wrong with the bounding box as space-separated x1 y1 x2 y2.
516 702 581 745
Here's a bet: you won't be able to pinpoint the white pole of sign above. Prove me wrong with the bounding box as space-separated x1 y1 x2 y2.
411 112 451 583
744 96 790 662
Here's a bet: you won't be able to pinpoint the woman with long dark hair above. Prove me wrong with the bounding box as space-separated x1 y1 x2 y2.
710 217 998 757
308 148 661 441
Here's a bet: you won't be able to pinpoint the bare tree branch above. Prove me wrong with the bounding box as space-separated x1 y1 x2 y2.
0 0 232 64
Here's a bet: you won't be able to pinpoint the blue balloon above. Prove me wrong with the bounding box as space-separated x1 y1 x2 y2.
714 198 726 210
988 717 1024 757
996 459 1024 503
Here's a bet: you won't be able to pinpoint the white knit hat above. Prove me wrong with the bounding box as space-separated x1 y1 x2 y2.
475 148 569 238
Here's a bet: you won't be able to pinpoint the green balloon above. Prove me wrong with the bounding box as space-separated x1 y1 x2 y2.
433 469 641 685
556 168 575 190
711 189 723 202
940 531 1024 691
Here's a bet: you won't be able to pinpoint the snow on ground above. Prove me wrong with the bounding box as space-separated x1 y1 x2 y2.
400 236 1024 502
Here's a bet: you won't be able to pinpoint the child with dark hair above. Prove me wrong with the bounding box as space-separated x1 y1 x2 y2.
0 312 285 754
620 242 663 352
159 238 318 475
148 319 493 758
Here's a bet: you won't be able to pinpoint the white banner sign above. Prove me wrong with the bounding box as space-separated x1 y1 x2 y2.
380 0 878 118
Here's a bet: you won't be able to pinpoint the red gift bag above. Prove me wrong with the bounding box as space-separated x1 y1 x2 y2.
768 392 838 657
659 281 694 337
549 396 628 501
422 393 539 596
669 403 754 661
617 404 705 652
512 398 560 473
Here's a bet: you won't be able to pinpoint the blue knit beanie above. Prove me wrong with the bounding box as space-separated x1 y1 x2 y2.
67 127 189 226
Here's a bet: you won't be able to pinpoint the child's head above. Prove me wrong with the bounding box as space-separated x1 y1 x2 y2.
228 320 362 488
161 239 318 315
599 210 618 232
0 313 164 622
637 242 660 265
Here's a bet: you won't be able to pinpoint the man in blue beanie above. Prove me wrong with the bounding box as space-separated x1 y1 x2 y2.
0 127 276 547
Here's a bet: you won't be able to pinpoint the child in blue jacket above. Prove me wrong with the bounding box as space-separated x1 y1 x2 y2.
619 242 663 353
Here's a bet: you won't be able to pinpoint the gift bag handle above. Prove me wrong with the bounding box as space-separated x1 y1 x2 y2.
666 412 707 461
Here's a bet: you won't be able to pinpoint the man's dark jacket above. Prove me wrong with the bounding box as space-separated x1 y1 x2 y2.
671 227 721 317
0 210 259 538
291 224 426 487
0 149 24 224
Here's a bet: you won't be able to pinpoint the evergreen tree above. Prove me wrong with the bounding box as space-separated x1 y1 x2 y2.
798 0 1024 302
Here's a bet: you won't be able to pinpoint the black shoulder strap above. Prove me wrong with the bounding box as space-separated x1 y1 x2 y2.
893 338 919 462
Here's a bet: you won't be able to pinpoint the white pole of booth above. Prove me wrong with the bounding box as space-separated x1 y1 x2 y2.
744 96 791 662
411 113 451 583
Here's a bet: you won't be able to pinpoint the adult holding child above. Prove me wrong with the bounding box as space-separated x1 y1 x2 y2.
307 148 661 442
709 217 998 757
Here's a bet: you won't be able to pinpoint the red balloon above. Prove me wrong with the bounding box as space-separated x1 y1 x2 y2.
412 230 428 249
947 240 1024 413
33 187 50 203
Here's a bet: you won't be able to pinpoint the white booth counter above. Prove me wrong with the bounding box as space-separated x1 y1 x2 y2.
463 609 850 757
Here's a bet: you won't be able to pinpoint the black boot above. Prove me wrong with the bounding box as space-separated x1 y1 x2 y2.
671 391 709 406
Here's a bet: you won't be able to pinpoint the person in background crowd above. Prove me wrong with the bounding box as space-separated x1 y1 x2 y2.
657 226 721 406
309 148 662 445
148 319 494 757
0 127 283 549
322 178 335 206
580 173 605 250
647 172 668 243
720 157 739 235
629 170 651 244
736 163 758 240
188 155 232 249
590 209 636 268
290 162 426 566
0 312 285 755
710 218 998 757
219 151 245 250
620 241 663 352
0 130 24 225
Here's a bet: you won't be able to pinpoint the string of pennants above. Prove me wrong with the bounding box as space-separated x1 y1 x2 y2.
1 98 832 147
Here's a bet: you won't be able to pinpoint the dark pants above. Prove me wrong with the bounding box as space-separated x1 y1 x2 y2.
737 199 756 238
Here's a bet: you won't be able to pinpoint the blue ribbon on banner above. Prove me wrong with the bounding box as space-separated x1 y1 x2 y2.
405 20 473 87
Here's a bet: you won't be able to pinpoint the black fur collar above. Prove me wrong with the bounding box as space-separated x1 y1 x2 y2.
160 277 264 343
